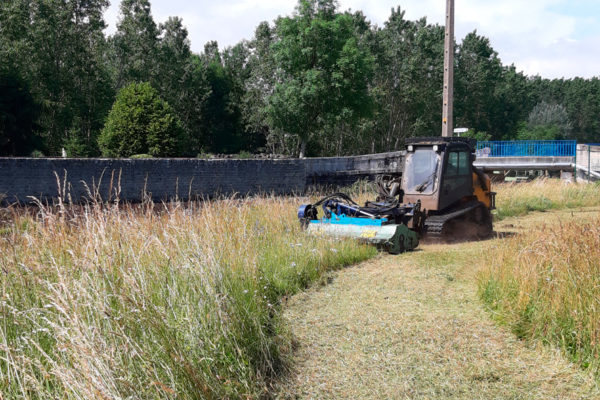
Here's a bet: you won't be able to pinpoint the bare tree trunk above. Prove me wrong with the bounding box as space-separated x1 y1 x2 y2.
299 138 307 158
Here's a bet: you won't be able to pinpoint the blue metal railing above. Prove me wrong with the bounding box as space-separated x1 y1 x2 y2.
476 140 577 157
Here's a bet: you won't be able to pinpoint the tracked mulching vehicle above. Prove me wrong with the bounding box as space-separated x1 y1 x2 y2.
298 137 495 253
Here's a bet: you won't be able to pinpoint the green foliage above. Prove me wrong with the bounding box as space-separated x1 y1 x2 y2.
514 102 572 140
129 153 154 159
110 0 159 88
528 102 571 129
236 150 253 159
156 18 212 156
1 0 600 157
516 124 561 140
243 22 276 153
267 0 375 157
198 41 247 154
63 133 93 157
196 151 215 159
0 67 41 155
455 32 504 138
460 130 491 141
29 149 45 158
98 82 183 157
370 9 444 151
0 0 113 156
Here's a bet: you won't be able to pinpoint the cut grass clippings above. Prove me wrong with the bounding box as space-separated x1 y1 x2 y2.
278 232 600 399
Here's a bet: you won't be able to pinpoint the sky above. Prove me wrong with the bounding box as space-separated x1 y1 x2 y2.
103 0 600 79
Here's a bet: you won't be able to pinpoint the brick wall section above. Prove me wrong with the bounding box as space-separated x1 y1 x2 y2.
0 152 405 204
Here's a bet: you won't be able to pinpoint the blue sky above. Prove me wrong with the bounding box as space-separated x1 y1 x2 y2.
104 0 600 79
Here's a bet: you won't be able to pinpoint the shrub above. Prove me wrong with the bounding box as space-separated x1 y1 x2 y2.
99 82 183 157
236 150 253 159
129 153 154 159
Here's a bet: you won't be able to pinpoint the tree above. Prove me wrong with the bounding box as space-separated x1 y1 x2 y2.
455 31 503 138
0 0 113 156
493 65 532 140
244 21 279 153
267 0 374 157
559 78 600 142
109 0 159 89
371 9 444 152
157 18 211 155
0 68 41 155
98 82 183 157
199 41 243 153
517 102 572 140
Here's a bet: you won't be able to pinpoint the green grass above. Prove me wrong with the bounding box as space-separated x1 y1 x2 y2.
0 197 376 399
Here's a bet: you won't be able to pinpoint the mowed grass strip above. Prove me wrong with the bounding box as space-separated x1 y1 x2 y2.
277 180 600 398
278 236 600 399
0 196 376 399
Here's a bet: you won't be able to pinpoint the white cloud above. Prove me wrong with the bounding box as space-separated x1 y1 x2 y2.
209 0 294 18
515 34 600 79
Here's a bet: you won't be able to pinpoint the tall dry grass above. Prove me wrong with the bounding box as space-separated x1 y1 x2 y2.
0 195 375 399
480 214 600 374
494 179 600 219
480 179 600 374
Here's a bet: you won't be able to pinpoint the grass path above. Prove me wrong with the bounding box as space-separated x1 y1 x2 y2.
277 209 600 399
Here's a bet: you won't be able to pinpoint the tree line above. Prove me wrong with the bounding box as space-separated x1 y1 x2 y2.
1 0 599 158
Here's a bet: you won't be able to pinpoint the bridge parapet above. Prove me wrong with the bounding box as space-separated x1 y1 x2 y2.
475 140 576 158
473 156 574 171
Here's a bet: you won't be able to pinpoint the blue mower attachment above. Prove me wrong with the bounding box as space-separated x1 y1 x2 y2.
298 193 422 254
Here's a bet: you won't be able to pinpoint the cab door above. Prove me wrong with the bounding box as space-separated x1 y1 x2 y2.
439 148 473 210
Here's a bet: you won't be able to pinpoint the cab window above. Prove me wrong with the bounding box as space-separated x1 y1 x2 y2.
444 151 470 177
442 150 471 195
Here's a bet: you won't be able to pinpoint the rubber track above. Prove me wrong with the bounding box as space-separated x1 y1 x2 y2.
424 202 482 238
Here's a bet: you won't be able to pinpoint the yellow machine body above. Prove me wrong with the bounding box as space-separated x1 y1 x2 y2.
472 171 495 210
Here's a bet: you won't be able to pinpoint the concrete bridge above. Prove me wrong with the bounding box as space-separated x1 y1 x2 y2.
473 141 600 182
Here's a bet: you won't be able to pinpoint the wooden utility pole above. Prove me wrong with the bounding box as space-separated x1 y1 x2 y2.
442 0 454 137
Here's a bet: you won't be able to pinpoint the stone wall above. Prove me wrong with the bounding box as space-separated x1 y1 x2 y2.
0 152 405 204
304 151 404 186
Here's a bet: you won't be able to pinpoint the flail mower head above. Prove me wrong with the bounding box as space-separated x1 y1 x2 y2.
298 191 422 254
